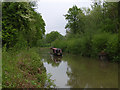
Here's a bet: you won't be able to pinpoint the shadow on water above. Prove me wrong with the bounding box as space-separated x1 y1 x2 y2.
38 48 118 88
63 54 118 88
50 54 62 64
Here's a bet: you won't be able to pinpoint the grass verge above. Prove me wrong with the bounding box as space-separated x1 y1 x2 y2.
2 47 55 88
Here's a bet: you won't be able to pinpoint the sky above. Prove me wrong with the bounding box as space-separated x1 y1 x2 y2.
36 0 93 36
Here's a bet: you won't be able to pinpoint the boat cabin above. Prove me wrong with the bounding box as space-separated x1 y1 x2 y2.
50 47 62 56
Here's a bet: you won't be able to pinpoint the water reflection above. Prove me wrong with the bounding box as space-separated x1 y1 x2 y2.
64 54 118 88
39 48 118 88
50 54 62 64
42 55 70 88
42 54 62 67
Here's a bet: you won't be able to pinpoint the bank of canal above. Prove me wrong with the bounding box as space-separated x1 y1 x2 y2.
38 48 118 88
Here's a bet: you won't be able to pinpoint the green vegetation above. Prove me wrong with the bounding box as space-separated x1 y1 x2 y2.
2 47 55 88
2 2 45 48
37 31 63 47
64 5 85 34
46 31 63 44
2 2 55 88
52 2 120 62
2 1 120 88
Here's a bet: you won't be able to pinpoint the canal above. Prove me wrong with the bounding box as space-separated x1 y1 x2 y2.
38 48 118 88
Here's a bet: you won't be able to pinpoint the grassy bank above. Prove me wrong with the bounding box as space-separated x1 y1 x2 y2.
2 47 55 88
52 33 119 62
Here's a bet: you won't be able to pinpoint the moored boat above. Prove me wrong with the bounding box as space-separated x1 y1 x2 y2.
50 47 62 56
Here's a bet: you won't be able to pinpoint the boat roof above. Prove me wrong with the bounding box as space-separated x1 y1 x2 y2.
51 48 61 50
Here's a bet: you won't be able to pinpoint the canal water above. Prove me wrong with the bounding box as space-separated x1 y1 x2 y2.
38 48 118 88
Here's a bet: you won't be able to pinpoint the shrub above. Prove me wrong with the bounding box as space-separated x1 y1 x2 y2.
105 34 119 61
91 33 110 57
52 39 67 52
51 32 119 62
80 35 92 57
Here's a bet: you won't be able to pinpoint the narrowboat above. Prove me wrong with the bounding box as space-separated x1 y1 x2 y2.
50 47 62 56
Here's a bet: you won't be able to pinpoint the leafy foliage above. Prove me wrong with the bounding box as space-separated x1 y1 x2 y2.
45 31 63 44
52 2 119 62
64 5 85 35
2 2 45 48
2 2 56 88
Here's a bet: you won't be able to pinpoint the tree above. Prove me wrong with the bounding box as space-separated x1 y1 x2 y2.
46 31 63 44
64 5 85 35
2 2 45 48
101 2 118 33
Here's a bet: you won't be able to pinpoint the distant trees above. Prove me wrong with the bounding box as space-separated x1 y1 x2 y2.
46 31 63 44
35 31 63 47
2 2 45 48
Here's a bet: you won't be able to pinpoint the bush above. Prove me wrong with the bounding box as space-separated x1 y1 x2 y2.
51 32 119 62
80 35 92 57
91 33 110 57
14 34 28 50
105 34 119 61
52 39 67 52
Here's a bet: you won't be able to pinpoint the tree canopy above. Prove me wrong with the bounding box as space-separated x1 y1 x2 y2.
52 1 120 61
2 2 45 48
46 31 63 44
64 5 85 35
